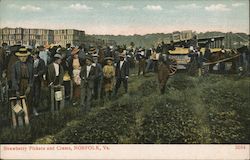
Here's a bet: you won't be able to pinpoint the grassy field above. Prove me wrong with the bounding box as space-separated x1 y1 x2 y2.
0 72 249 144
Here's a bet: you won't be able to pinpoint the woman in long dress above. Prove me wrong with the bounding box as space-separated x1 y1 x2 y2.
71 48 81 105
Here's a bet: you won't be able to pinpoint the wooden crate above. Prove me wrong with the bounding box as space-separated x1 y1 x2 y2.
9 96 29 128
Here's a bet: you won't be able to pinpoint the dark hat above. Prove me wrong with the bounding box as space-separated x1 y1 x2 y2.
54 54 63 59
15 48 31 57
85 55 94 62
38 45 45 49
31 49 40 55
104 57 114 61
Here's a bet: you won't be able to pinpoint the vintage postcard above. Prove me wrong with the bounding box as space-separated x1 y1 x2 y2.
0 0 249 159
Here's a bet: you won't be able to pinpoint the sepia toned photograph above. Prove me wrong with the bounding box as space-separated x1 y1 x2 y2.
0 0 249 159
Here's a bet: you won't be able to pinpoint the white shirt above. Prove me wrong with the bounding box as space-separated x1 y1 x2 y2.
86 65 91 77
34 59 39 68
120 61 124 70
140 51 145 56
53 63 60 76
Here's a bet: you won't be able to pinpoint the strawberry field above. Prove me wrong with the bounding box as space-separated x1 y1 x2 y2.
0 73 249 144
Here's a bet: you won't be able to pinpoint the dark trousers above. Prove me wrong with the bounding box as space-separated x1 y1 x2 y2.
93 78 102 100
115 78 128 94
63 81 71 100
160 84 166 94
32 78 41 107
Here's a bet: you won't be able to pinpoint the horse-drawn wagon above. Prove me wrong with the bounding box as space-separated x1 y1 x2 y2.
167 47 240 76
166 35 241 76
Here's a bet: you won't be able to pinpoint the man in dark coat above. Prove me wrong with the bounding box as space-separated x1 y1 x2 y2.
92 54 103 100
7 45 21 89
46 54 64 109
114 51 129 95
137 48 146 76
80 55 96 112
31 51 45 115
66 43 72 58
46 54 64 86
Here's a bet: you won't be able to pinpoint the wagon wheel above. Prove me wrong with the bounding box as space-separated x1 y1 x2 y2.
169 59 177 76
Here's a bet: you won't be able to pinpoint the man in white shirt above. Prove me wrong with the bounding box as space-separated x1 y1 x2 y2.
46 54 64 111
80 55 96 112
47 54 64 86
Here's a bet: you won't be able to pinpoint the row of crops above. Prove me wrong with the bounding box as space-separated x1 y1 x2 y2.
1 74 249 144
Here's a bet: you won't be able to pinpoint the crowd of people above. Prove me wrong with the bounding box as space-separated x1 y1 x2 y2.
0 38 249 117
0 41 175 116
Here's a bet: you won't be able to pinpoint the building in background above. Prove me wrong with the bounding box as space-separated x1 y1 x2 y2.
0 27 84 47
54 29 85 47
22 28 54 47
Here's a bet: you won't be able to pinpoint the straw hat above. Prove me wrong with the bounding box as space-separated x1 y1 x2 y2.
88 47 96 54
15 48 31 57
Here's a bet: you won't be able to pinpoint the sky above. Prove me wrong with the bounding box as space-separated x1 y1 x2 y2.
0 0 249 35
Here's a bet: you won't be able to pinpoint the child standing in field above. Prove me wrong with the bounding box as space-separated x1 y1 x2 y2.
103 57 115 99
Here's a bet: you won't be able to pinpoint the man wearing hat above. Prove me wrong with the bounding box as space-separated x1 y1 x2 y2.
46 54 64 86
31 50 45 115
114 51 129 95
61 51 73 106
88 47 97 55
80 55 96 112
78 44 87 66
12 48 33 113
66 43 72 58
7 45 21 89
137 48 146 76
92 53 103 100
